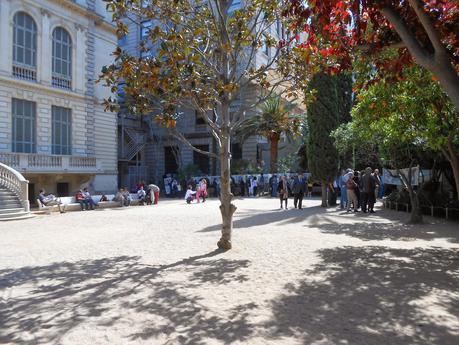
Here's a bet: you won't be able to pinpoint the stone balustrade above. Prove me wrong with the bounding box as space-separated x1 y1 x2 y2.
0 153 100 173
0 162 30 212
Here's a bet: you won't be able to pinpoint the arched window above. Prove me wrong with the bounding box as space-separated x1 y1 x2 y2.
52 27 72 89
12 12 37 81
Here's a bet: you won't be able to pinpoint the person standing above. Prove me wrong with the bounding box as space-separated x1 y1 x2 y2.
252 176 258 197
345 172 358 212
361 167 376 213
338 170 348 209
198 178 208 202
353 170 361 210
293 173 307 209
259 173 265 196
277 175 290 209
373 169 382 199
271 174 278 197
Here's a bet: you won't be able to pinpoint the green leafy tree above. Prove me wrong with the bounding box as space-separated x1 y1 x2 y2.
332 122 380 170
235 95 302 172
306 73 340 207
100 0 298 249
352 67 459 202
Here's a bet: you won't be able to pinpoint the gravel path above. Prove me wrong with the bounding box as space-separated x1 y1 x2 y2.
0 197 458 345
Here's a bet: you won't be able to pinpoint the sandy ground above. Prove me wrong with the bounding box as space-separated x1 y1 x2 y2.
0 197 458 345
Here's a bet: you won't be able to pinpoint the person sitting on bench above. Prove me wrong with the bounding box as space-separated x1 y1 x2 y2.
75 190 89 210
82 188 97 210
38 189 66 213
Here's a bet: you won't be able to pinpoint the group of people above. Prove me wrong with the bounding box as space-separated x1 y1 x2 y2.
230 175 262 197
75 188 98 211
114 183 160 207
276 173 309 210
338 167 382 213
185 178 208 204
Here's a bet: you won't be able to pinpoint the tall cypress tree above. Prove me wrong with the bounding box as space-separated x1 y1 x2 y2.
306 73 340 207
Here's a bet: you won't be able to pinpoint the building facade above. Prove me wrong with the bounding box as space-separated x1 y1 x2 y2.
118 1 302 186
0 0 118 200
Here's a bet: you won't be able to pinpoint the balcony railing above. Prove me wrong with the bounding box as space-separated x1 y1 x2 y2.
52 73 72 90
12 64 37 81
0 152 99 173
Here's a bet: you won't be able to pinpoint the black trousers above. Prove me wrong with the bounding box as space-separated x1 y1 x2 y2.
361 192 375 212
294 192 304 209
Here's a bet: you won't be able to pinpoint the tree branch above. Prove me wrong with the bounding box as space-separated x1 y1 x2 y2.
168 129 219 159
380 6 433 68
407 0 446 55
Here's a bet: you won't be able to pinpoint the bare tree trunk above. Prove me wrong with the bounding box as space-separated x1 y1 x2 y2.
320 181 328 207
269 134 280 173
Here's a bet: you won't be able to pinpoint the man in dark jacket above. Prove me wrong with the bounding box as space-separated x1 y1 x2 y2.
293 173 308 209
360 167 377 213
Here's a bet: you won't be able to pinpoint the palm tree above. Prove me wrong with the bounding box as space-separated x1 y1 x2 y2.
235 95 302 172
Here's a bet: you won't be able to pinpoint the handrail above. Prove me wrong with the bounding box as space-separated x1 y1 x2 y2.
0 162 30 212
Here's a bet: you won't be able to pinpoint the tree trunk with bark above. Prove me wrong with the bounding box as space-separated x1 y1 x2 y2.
320 181 328 207
399 167 423 224
269 133 280 173
443 140 459 201
217 102 237 250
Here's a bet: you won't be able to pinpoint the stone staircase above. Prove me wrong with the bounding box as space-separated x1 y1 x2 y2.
0 162 33 221
0 185 33 221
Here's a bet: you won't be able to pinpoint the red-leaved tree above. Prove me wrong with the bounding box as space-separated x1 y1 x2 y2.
286 0 459 110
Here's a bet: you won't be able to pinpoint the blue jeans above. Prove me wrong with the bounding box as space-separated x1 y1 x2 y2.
340 186 348 209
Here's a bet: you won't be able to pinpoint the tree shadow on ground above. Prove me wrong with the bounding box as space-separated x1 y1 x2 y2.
264 246 459 345
198 205 332 232
0 250 253 345
313 220 459 243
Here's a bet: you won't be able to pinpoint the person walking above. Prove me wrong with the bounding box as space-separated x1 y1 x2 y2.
277 175 290 209
293 172 307 209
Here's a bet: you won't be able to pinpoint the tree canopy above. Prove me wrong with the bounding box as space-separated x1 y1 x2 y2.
286 0 459 110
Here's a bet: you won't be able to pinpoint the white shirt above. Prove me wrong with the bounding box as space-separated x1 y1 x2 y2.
185 189 196 200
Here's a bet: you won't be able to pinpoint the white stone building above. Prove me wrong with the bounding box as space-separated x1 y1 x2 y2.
0 0 118 200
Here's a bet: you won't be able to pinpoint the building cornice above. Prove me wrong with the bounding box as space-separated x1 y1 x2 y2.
0 74 88 101
47 0 117 34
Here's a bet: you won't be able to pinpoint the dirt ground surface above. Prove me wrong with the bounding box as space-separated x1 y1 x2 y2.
0 197 458 345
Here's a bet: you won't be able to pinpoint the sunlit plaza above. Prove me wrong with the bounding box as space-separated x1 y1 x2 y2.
1 198 458 345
